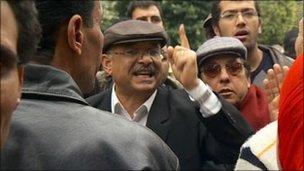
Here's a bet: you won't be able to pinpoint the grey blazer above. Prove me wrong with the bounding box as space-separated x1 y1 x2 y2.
0 64 179 170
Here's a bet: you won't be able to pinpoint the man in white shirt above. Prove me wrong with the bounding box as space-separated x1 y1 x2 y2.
88 19 253 170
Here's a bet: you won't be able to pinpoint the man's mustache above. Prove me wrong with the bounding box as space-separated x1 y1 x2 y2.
132 64 157 77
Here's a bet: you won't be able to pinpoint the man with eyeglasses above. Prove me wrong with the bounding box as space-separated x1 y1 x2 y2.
196 36 271 132
210 1 293 89
127 0 181 89
88 19 253 170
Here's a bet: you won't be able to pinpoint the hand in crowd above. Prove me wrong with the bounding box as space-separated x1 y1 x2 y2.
167 24 200 90
263 64 289 121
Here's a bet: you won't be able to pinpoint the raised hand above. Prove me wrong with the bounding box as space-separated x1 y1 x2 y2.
167 24 200 90
263 64 289 103
263 64 289 121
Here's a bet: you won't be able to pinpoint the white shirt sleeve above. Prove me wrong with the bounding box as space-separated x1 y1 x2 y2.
186 79 222 118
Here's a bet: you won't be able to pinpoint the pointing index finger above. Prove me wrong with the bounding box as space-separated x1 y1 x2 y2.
179 24 190 49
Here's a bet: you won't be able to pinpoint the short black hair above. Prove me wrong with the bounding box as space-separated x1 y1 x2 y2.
33 0 95 64
283 27 298 58
6 0 41 64
211 0 261 27
126 0 164 24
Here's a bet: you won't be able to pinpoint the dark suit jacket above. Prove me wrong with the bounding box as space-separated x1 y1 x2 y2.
87 86 253 170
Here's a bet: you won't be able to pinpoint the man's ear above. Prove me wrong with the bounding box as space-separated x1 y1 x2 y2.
212 25 221 36
101 54 113 75
67 15 83 55
258 18 262 34
247 76 251 88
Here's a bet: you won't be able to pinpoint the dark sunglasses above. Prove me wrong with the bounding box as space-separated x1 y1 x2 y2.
202 61 244 78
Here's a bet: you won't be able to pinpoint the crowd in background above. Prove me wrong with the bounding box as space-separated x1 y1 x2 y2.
1 0 303 170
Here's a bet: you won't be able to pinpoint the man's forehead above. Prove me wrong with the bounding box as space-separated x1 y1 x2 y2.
133 5 161 16
0 1 18 55
206 55 242 63
219 1 256 12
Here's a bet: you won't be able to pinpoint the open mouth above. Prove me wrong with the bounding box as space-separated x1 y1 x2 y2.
133 70 155 77
234 30 249 42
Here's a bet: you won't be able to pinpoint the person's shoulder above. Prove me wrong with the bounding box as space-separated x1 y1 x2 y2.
242 121 277 154
83 105 168 141
259 44 294 66
85 88 111 106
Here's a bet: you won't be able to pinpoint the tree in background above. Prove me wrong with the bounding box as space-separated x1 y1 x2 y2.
259 0 301 46
102 0 302 50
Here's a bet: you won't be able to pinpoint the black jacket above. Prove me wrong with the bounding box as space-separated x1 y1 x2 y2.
87 86 253 170
0 64 179 170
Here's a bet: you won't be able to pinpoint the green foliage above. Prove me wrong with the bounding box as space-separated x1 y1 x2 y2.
160 1 211 50
258 1 300 45
102 0 302 50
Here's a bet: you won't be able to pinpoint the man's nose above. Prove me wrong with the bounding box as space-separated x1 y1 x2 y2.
147 17 152 23
236 13 246 27
138 53 153 65
219 68 230 83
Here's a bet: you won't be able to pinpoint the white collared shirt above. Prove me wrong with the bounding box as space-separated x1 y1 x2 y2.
111 85 157 126
111 79 221 127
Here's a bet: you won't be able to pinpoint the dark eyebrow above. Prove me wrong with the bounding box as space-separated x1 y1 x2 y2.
223 8 255 13
0 44 19 66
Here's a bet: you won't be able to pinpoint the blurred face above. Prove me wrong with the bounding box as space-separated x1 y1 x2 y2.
295 18 303 56
132 5 164 28
0 1 23 148
79 1 104 94
213 1 261 50
104 41 164 96
199 55 250 107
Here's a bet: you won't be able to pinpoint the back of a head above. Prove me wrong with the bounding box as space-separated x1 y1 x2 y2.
33 0 94 64
283 27 298 58
6 0 41 64
203 14 215 39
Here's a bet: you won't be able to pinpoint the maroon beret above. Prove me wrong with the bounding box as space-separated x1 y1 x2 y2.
103 20 168 52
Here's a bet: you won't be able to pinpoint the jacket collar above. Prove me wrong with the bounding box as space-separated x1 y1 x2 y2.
22 63 88 105
95 86 170 141
145 87 170 141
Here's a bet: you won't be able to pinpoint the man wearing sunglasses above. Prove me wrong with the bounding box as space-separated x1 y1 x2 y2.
197 36 271 132
210 1 293 89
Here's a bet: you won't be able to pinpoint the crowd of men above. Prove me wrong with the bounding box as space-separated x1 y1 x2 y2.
1 0 303 170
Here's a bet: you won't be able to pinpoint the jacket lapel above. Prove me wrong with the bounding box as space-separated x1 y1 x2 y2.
95 89 112 112
146 87 170 142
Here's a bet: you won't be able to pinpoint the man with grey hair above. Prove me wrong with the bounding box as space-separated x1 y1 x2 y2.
196 36 271 132
88 19 253 170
